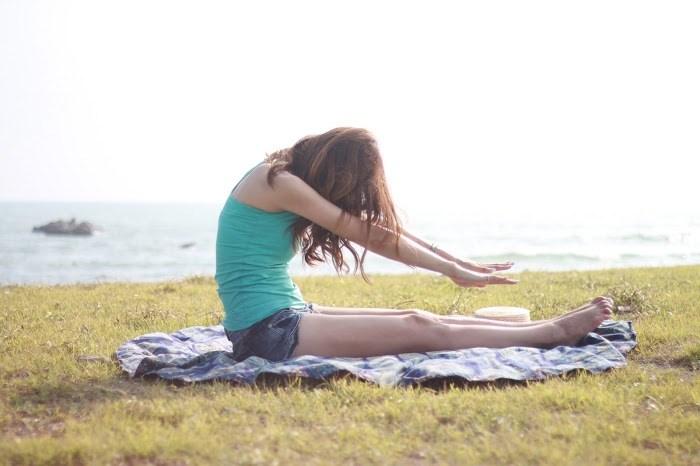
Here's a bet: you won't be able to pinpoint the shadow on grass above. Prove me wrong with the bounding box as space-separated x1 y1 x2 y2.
137 368 598 392
408 367 605 391
4 375 145 440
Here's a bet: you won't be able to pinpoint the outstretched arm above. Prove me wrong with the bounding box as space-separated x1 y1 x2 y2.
269 172 516 288
401 229 514 274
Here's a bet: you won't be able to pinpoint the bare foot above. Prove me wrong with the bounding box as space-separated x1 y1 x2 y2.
553 296 613 321
550 300 613 346
460 298 615 329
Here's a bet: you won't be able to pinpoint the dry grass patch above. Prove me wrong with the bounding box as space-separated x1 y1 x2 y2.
1 266 699 465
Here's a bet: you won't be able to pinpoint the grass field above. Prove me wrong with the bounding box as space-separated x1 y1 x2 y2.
1 266 699 465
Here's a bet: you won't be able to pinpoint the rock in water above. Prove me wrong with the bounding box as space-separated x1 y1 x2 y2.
32 218 96 236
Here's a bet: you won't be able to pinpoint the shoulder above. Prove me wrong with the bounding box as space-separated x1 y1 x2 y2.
266 167 299 185
267 169 317 198
233 165 320 214
266 169 369 242
231 163 299 212
267 171 338 218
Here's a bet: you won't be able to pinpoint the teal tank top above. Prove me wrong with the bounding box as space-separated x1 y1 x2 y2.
216 164 305 331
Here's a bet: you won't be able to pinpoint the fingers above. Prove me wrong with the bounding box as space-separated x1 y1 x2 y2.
450 274 518 288
450 276 486 288
487 262 515 271
483 274 518 285
458 261 490 273
461 261 515 273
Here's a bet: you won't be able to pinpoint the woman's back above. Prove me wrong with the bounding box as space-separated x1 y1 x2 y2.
215 163 305 331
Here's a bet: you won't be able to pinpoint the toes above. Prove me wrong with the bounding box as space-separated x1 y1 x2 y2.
593 296 614 308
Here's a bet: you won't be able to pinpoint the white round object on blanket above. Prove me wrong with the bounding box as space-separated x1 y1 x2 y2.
474 306 531 322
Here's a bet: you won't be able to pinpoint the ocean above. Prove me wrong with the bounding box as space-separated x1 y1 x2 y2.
1 202 699 285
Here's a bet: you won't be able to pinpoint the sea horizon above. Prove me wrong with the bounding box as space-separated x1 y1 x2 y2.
2 201 699 286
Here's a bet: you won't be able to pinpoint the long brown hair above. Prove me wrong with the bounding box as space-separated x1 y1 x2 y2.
266 127 402 280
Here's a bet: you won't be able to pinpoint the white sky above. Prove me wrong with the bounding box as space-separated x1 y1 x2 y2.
1 1 699 220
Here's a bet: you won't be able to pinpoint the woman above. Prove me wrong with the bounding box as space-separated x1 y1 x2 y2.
216 128 612 361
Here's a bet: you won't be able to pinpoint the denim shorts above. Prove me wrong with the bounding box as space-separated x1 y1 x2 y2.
224 304 314 362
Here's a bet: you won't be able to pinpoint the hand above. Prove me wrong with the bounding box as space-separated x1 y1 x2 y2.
448 266 519 288
456 259 515 274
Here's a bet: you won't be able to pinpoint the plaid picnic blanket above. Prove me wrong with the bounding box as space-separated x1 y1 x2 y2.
116 320 636 387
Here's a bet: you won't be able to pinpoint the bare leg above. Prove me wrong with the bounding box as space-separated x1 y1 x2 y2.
313 296 613 328
293 299 613 358
467 296 614 327
438 297 611 327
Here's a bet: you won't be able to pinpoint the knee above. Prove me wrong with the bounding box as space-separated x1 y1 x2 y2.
407 309 438 320
403 313 450 340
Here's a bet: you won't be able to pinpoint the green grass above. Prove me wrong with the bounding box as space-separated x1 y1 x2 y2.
1 266 699 465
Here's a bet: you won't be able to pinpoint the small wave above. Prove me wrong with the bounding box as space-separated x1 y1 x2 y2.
614 233 670 243
473 252 600 262
619 253 643 259
669 253 700 260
